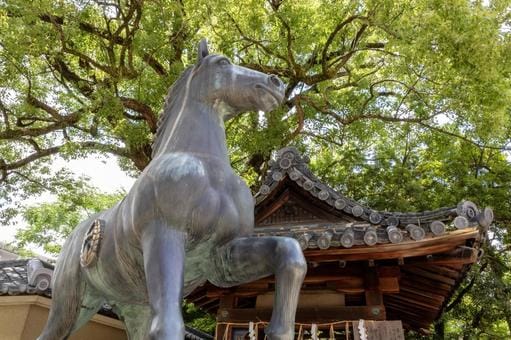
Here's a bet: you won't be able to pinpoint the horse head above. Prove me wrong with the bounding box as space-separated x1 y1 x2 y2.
193 39 286 120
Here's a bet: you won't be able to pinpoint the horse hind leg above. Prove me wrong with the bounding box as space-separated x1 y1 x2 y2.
113 303 151 340
38 267 103 340
38 232 103 340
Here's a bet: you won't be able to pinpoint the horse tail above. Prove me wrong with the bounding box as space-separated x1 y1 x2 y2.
38 229 85 340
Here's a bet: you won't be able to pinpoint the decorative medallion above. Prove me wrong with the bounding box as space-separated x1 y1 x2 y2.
80 219 105 267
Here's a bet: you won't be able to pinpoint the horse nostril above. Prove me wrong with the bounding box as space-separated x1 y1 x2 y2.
269 75 282 88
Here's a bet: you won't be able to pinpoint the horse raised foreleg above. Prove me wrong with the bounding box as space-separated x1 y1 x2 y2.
141 222 186 339
208 236 307 340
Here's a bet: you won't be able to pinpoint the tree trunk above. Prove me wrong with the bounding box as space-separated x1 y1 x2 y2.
433 320 444 340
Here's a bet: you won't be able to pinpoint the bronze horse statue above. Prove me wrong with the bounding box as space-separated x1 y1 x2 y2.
38 40 306 340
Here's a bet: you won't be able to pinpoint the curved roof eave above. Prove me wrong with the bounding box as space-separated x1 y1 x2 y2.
255 147 494 234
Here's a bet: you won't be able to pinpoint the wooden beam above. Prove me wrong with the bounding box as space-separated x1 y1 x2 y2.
386 308 433 330
304 229 479 261
385 300 438 319
421 264 462 279
399 286 445 305
379 277 400 293
196 298 219 310
405 246 478 266
399 275 452 294
397 290 444 307
255 187 291 224
402 266 456 286
220 296 235 308
206 265 401 298
217 306 386 323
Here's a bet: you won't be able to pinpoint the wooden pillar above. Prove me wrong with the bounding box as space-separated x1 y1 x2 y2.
215 296 235 340
365 265 385 319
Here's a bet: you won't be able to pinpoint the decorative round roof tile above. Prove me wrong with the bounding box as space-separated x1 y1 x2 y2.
340 229 354 248
453 216 469 229
289 170 301 181
369 211 382 224
36 276 51 291
259 184 271 195
478 207 494 228
363 227 378 246
386 216 400 227
279 158 292 169
297 233 312 250
303 180 314 191
317 231 333 249
406 224 425 241
457 201 479 220
318 190 329 201
282 151 295 160
386 226 403 243
334 199 346 210
272 171 283 181
430 221 446 235
352 205 364 217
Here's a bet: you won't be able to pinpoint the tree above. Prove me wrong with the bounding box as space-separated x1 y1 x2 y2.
0 0 509 202
1 0 511 337
15 179 124 254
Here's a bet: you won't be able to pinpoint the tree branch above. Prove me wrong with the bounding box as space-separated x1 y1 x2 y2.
445 262 488 312
26 95 63 120
0 141 129 175
0 113 80 139
321 15 361 74
120 97 158 132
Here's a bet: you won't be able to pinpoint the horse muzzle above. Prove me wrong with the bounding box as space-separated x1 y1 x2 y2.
254 74 286 112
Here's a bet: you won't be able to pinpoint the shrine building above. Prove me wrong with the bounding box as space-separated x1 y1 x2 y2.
185 147 491 339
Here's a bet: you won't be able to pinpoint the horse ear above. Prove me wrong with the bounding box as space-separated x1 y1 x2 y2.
198 39 209 62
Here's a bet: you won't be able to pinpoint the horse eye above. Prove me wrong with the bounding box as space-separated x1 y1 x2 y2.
218 59 230 66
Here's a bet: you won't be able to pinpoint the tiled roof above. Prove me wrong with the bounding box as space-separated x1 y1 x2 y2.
0 248 20 261
0 259 52 296
255 147 493 249
0 258 213 340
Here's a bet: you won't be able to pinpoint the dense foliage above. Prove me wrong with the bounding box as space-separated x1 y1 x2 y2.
1 0 510 337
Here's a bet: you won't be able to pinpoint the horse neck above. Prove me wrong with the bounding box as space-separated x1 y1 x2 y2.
154 100 229 161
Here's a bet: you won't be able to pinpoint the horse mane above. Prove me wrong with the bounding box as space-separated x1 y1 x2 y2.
151 66 195 158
